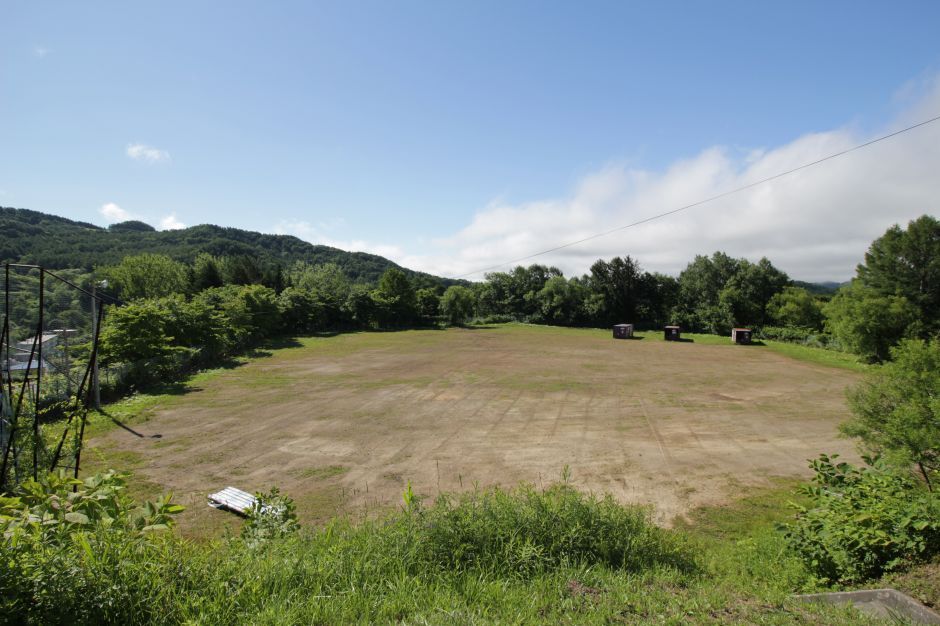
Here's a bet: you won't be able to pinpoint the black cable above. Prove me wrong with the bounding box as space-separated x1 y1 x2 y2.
449 113 940 279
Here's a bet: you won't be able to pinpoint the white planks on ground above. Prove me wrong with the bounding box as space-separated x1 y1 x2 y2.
207 486 257 516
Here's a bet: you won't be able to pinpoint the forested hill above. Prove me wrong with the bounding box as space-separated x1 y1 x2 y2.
0 207 458 286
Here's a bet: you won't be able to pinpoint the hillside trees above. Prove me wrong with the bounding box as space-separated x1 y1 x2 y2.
1 206 459 287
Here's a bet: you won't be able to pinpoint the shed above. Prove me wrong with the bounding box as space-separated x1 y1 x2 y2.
664 325 681 341
612 323 634 339
731 328 752 345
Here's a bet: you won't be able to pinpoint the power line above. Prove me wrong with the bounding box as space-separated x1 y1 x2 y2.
450 112 940 279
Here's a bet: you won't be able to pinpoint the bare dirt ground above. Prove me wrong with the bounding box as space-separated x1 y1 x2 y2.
86 325 861 535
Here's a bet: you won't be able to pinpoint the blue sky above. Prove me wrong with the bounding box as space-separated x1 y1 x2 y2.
3 1 940 280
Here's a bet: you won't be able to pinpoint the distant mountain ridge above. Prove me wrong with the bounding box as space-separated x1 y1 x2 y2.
792 279 849 295
1 207 461 286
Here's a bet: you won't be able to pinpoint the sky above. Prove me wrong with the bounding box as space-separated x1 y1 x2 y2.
2 2 940 282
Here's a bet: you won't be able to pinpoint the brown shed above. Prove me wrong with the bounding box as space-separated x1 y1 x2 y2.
664 325 681 341
612 323 634 339
731 328 752 344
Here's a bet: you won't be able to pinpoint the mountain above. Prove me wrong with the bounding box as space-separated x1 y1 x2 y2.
792 280 849 296
1 207 461 287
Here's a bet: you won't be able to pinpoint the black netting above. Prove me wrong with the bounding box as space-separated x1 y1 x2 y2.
1 265 104 490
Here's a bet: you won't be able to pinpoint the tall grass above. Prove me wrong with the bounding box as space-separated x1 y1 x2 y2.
3 477 891 625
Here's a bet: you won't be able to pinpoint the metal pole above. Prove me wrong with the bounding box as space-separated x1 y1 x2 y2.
0 264 10 488
73 302 103 481
34 270 44 480
92 283 100 410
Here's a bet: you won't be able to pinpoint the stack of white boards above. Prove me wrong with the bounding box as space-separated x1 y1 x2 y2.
207 486 257 516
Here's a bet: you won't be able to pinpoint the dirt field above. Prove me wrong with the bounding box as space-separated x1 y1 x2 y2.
87 325 861 533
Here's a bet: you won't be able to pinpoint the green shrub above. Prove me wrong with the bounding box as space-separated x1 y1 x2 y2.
781 454 940 583
759 325 832 348
240 487 299 549
0 471 184 625
399 483 692 578
1 478 696 624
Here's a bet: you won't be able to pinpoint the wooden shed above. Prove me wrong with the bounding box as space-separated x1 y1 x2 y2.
664 325 681 341
731 328 752 344
612 324 634 339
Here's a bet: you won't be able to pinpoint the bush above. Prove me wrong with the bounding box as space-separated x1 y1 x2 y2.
843 338 940 486
0 471 184 625
240 487 299 549
397 483 692 578
781 454 940 583
759 325 834 349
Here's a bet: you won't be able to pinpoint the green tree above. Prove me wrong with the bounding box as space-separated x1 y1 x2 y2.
440 285 476 326
719 257 789 328
588 256 644 326
372 268 417 327
221 255 264 285
767 286 824 330
98 299 190 384
857 215 940 337
674 252 741 333
288 262 352 328
277 287 321 333
344 284 376 328
535 276 585 325
825 281 918 362
102 253 189 300
843 339 940 489
191 253 224 291
415 288 441 322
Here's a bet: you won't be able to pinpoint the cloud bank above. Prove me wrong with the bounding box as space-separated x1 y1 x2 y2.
273 220 407 262
126 143 170 163
99 202 133 222
282 77 940 282
159 213 186 230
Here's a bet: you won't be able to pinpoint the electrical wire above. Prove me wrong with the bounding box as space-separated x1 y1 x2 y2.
449 113 940 279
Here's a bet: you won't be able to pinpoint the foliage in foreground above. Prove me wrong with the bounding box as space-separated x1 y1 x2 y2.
2 472 898 625
0 471 184 624
843 338 940 488
782 455 940 584
1 480 692 624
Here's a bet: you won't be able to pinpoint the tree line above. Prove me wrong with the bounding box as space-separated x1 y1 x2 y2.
93 214 938 390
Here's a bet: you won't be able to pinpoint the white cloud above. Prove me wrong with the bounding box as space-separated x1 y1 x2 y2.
159 213 186 230
99 202 133 222
273 220 412 264
33 46 50 59
396 77 940 282
126 143 170 163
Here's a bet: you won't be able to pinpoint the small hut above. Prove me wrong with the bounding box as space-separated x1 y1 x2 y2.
731 328 752 344
664 325 681 341
612 323 634 339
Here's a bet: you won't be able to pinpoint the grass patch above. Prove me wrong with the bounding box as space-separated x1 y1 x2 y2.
293 465 349 480
762 340 869 372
